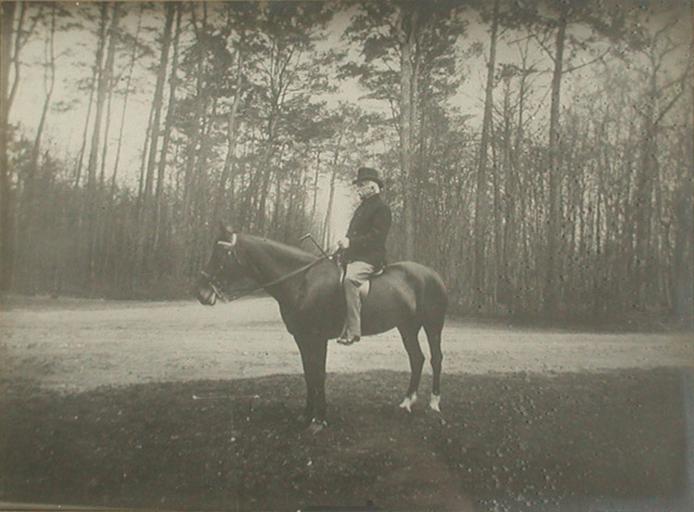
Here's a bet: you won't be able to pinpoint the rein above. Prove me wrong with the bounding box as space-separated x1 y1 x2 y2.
201 240 333 303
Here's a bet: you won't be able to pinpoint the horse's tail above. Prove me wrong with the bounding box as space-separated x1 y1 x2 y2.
417 266 446 400
417 267 448 330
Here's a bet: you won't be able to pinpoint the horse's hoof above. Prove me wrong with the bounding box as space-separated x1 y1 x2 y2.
307 418 328 434
429 394 441 413
398 393 417 413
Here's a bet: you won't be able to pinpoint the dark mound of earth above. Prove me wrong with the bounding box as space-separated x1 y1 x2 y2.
0 368 689 511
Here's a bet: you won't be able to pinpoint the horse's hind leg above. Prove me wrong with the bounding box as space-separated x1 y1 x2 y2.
424 321 444 412
397 324 424 413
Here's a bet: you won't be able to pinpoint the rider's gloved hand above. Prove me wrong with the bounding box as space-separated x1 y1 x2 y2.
337 237 350 250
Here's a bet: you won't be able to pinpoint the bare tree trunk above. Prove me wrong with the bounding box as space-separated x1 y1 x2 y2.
323 132 343 247
272 166 283 238
593 186 604 318
0 2 16 290
83 3 109 288
23 6 55 202
543 12 567 316
182 6 207 230
91 3 121 279
398 6 419 260
473 0 499 308
213 43 243 225
4 2 40 291
29 4 57 183
672 24 694 325
253 112 279 234
154 2 182 251
256 163 274 235
111 3 144 193
85 3 109 195
98 2 121 188
682 3 694 328
310 150 320 223
505 43 531 312
634 41 687 309
634 56 658 307
499 73 513 308
491 122 502 308
73 74 96 189
17 3 58 292
133 2 175 280
98 91 113 179
6 1 26 120
142 2 175 222
136 104 154 212
104 3 143 283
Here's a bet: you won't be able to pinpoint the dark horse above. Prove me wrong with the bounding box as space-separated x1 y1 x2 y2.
196 227 447 430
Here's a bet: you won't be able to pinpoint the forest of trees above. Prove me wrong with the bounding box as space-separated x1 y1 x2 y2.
0 0 692 326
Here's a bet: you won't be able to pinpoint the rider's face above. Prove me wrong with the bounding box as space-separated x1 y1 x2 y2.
356 180 378 200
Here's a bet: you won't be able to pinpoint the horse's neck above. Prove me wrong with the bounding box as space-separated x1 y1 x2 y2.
240 235 313 305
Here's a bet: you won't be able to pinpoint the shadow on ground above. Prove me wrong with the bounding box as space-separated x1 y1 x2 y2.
0 368 689 511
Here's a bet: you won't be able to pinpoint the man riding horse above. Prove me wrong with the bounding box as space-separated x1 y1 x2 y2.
196 165 446 430
336 167 392 346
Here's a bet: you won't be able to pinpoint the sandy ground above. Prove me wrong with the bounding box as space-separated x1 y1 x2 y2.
1 295 693 393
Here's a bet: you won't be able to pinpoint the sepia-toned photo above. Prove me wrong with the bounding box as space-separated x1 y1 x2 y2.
1 1 692 510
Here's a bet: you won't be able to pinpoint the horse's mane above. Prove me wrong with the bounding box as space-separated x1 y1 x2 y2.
241 234 317 264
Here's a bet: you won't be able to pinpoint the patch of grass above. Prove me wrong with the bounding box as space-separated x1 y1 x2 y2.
0 369 688 511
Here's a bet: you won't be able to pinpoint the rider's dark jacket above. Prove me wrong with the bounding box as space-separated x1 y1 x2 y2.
345 193 392 267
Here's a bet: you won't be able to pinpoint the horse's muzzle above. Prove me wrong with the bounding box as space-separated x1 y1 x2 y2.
197 287 217 306
196 275 217 306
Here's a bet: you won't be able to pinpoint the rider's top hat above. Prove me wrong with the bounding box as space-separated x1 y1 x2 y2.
353 167 384 189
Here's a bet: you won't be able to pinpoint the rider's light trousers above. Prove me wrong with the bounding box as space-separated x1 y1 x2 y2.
342 261 376 338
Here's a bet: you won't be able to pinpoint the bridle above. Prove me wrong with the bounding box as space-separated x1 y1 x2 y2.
199 238 244 303
199 235 332 304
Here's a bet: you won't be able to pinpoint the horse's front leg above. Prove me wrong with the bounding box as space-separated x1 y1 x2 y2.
296 335 328 432
311 337 328 425
296 337 315 423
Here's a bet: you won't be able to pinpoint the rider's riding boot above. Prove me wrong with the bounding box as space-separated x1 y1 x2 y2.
337 335 360 346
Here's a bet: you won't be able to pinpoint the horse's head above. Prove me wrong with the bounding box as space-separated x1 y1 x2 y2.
196 225 247 306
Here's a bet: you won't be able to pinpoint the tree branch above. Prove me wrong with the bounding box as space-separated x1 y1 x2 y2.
508 34 534 47
7 1 26 116
564 47 610 74
654 81 686 125
652 16 680 45
531 32 556 63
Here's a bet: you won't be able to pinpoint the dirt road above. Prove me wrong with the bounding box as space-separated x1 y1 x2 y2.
1 295 692 392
